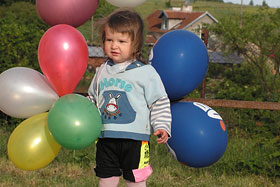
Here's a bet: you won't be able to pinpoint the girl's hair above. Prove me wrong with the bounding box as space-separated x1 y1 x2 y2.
100 8 146 63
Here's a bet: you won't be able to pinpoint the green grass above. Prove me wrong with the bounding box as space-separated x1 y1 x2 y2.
135 0 168 19
1 125 280 186
1 1 280 186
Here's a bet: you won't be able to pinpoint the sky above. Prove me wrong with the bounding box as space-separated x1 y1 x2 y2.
223 0 280 8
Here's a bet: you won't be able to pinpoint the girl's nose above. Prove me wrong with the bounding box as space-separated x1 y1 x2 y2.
111 42 117 49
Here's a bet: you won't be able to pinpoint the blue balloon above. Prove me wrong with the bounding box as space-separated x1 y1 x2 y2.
167 102 228 168
150 30 208 101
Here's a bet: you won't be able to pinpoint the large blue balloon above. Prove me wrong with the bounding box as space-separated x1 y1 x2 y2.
167 102 228 168
150 30 208 101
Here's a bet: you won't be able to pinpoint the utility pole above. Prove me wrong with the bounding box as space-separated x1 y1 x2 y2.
240 0 243 28
91 16 94 44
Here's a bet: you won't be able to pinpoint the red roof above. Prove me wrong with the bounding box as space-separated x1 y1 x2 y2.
160 10 190 19
147 10 205 33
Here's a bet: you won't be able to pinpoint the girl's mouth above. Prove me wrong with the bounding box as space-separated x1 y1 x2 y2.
111 52 119 56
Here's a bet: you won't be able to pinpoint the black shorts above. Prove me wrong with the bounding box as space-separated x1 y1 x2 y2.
94 138 153 182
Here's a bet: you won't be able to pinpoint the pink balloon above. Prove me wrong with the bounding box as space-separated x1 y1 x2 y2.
38 24 88 97
36 0 99 27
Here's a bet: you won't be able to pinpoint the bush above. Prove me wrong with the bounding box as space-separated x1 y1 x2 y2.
205 61 280 177
0 2 49 72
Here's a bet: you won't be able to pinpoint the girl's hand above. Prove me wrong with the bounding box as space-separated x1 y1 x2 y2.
153 129 168 144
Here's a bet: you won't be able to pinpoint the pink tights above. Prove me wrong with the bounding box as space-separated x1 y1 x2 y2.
98 177 146 187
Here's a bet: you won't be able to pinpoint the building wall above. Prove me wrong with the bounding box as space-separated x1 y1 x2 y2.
161 17 168 30
168 19 182 30
186 16 214 34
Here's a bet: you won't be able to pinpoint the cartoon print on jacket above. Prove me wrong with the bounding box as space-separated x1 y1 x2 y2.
100 90 136 124
104 93 121 119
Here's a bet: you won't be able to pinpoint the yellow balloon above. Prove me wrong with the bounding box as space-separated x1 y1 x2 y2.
8 112 61 170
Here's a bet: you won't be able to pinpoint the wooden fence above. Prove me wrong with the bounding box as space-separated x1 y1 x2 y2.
77 91 280 111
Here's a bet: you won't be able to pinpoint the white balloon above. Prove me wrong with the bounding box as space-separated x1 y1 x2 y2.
106 0 146 7
0 67 59 118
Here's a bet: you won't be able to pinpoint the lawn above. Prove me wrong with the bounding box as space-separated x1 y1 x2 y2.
1 121 280 186
1 1 280 186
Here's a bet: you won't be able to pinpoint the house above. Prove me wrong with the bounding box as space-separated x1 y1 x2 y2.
146 3 218 47
146 3 243 64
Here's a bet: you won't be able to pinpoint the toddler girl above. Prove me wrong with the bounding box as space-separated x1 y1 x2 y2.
88 8 171 187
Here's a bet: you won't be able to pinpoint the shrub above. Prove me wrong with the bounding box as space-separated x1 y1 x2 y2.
0 2 49 72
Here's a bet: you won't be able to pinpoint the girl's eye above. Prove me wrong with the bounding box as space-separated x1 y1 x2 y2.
120 40 126 43
106 39 112 42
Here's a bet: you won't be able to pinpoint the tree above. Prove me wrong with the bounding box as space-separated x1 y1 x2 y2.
208 8 280 101
262 0 269 7
249 0 254 6
166 0 171 8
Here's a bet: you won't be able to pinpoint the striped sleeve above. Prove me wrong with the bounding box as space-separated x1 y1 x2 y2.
150 96 172 137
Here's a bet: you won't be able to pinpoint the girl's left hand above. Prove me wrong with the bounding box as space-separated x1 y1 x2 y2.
153 129 168 144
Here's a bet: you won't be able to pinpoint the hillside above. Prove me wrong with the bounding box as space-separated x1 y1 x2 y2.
136 0 277 19
78 0 277 42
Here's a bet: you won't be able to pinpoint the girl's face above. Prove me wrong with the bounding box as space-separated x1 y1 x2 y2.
104 28 133 64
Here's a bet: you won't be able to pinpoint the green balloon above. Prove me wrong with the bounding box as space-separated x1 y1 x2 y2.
48 94 101 149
